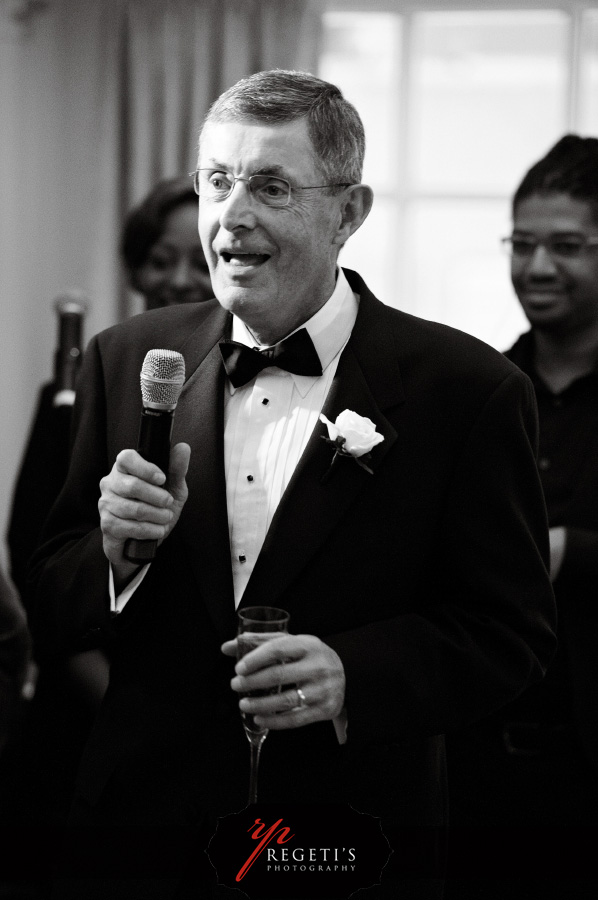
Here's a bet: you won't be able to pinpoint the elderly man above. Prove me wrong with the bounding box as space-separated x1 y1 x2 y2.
30 71 555 899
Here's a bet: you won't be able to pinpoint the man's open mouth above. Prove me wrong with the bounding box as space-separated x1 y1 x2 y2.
221 251 270 266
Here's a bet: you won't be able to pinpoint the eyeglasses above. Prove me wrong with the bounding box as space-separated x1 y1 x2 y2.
501 234 598 261
193 169 352 208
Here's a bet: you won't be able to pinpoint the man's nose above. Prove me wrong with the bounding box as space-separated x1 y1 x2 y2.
526 243 559 277
219 180 257 231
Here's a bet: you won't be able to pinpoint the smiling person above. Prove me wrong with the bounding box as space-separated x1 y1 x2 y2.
122 175 213 309
446 135 598 898
29 71 555 900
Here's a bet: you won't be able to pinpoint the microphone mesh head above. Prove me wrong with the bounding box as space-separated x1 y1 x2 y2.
140 349 186 409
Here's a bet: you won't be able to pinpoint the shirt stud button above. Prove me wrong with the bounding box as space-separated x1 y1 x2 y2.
262 398 269 405
247 474 254 482
239 555 246 563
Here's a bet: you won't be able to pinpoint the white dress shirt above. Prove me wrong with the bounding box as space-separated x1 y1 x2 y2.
224 268 358 607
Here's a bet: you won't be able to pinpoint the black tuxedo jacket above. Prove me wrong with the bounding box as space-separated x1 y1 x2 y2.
29 269 555 851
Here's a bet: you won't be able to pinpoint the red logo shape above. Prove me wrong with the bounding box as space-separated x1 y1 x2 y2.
208 802 391 899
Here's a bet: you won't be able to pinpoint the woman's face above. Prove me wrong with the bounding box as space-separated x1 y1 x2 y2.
132 202 213 309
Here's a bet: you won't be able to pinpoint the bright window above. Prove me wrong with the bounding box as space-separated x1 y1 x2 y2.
319 2 598 351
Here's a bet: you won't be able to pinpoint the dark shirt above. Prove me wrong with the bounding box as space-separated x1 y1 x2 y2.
507 331 598 589
505 331 598 737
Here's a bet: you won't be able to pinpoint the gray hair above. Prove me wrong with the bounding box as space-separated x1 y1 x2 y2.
200 70 365 186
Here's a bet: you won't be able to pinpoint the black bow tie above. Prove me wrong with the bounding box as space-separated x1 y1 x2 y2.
219 328 322 388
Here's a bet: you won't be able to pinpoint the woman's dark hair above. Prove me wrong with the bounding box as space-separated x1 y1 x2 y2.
121 175 197 272
513 134 598 223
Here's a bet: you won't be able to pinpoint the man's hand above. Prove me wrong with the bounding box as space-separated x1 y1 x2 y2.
221 633 346 730
98 442 190 586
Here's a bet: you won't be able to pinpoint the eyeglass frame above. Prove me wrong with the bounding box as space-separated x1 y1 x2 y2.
501 233 598 261
192 168 353 207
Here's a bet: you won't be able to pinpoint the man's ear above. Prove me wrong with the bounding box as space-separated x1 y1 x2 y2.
332 184 374 248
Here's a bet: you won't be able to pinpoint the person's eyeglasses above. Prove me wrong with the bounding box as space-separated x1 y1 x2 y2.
193 169 352 208
501 234 598 261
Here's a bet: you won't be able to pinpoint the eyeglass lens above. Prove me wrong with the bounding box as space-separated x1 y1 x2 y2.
194 170 291 207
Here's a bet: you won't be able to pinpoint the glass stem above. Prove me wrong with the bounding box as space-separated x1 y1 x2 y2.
248 736 264 805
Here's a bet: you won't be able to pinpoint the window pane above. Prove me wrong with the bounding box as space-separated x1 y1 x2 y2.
404 200 529 351
410 11 569 193
319 11 402 190
580 10 598 134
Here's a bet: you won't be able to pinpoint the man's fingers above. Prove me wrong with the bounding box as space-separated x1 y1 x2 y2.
113 448 167 485
168 442 191 479
232 661 302 694
240 684 311 716
166 443 191 505
102 495 174 525
234 635 305 676
221 639 237 658
101 509 171 543
244 683 344 730
239 679 340 731
100 473 174 514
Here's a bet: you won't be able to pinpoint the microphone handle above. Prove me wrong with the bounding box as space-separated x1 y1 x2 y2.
53 310 84 404
123 408 175 564
54 344 82 393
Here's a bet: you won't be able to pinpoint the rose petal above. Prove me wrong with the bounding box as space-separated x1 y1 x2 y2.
319 413 340 441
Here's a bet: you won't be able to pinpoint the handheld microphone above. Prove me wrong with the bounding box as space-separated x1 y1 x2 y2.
52 291 88 407
123 349 186 565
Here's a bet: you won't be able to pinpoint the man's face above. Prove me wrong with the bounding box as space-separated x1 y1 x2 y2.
198 118 344 343
511 193 598 335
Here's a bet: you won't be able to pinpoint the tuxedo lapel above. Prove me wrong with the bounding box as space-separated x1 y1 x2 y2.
240 274 404 611
171 305 237 640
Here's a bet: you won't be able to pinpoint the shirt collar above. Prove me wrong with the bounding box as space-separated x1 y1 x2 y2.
229 267 358 396
508 330 598 396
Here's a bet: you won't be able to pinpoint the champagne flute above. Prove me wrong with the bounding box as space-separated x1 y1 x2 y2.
236 606 290 805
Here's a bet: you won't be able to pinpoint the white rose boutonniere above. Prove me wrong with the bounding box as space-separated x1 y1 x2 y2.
319 410 384 478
